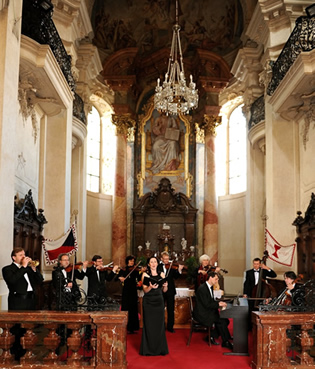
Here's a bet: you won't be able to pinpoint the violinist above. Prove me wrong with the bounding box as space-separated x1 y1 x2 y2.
193 254 221 291
157 251 184 333
82 254 119 305
117 255 145 333
52 253 86 310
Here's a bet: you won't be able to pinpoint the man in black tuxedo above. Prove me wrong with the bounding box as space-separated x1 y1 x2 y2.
194 271 233 349
243 257 277 328
52 253 86 310
157 251 184 333
243 257 277 298
2 247 44 359
2 247 44 310
83 254 118 305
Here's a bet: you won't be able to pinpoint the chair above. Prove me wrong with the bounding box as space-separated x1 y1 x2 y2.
187 295 212 346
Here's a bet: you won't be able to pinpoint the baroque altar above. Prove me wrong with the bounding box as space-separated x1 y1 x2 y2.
133 178 198 260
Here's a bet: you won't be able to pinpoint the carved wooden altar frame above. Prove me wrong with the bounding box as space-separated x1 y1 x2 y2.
137 101 193 198
133 178 198 256
14 189 47 263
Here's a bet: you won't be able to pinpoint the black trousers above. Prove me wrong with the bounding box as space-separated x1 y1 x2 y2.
214 318 231 342
8 292 35 360
163 293 175 330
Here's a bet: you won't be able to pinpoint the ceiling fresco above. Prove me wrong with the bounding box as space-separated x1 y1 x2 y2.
91 0 244 63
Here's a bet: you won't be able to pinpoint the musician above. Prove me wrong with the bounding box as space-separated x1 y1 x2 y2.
2 247 44 359
193 254 221 290
157 251 184 333
118 255 144 333
277 271 299 305
83 254 118 304
243 257 277 329
52 253 86 310
194 271 233 349
2 247 43 310
243 257 277 298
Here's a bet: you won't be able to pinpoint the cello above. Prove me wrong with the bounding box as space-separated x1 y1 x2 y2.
252 251 277 307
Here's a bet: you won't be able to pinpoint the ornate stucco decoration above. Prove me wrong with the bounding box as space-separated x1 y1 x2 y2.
297 92 315 150
195 123 205 144
199 115 222 136
259 59 273 93
112 113 136 136
18 80 39 144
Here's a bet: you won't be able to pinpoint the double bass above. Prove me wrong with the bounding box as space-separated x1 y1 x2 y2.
251 251 277 307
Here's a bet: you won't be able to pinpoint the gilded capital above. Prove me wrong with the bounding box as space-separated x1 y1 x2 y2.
195 123 205 144
199 115 222 136
112 113 136 136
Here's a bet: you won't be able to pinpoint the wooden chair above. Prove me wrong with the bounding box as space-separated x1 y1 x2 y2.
187 295 212 346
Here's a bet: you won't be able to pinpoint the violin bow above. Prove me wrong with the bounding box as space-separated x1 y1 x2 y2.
123 261 142 280
165 260 173 278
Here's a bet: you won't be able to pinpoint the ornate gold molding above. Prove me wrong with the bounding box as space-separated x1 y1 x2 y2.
112 113 136 136
199 115 222 136
195 123 205 144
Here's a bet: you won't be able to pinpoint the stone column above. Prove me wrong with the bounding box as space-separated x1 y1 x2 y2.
43 107 73 236
71 117 88 261
0 2 23 271
111 114 135 264
199 115 222 263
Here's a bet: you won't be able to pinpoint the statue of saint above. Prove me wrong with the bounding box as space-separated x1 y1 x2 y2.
181 238 187 250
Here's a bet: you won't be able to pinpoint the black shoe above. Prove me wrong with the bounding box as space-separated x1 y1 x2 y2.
221 341 233 350
210 337 219 345
167 328 175 333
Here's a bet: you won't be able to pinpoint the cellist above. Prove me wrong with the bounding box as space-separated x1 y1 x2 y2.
271 271 299 306
243 256 277 329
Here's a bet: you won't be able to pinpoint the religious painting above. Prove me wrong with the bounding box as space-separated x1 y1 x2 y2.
91 0 243 59
138 104 192 197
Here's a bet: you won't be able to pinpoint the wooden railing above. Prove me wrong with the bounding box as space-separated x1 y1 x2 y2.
252 311 315 369
0 310 127 369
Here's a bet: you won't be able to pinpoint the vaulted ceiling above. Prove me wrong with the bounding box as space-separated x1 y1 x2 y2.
89 0 249 114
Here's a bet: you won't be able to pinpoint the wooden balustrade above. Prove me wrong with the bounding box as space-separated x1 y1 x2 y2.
252 311 315 369
0 310 127 369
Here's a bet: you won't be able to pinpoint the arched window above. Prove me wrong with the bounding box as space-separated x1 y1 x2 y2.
215 103 246 196
87 106 101 192
86 106 116 194
228 104 246 194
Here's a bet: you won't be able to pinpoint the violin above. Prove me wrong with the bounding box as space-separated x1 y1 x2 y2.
164 262 187 271
64 261 94 273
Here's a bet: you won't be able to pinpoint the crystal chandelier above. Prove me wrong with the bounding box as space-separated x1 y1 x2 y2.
154 0 198 115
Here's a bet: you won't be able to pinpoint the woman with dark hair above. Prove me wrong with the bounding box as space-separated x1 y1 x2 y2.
272 271 300 306
283 271 299 303
140 256 168 356
118 255 143 333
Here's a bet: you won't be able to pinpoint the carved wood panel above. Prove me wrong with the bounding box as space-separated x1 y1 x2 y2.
133 178 197 256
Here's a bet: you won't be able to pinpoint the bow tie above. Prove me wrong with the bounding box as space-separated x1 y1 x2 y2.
254 269 260 273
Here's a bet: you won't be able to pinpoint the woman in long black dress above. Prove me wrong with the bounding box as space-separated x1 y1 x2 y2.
118 255 142 333
139 256 168 356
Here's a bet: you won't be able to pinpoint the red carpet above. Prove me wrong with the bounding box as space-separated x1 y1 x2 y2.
126 328 253 369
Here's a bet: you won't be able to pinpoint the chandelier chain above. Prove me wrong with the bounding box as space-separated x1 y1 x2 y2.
154 0 198 115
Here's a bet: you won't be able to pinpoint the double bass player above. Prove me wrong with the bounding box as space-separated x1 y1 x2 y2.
243 256 277 329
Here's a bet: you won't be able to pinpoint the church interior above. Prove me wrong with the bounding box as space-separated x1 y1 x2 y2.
1 0 315 367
